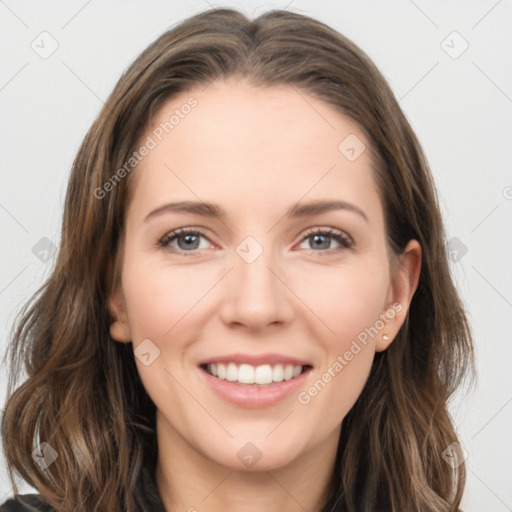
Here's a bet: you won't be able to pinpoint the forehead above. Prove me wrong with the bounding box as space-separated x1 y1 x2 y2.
126 78 381 226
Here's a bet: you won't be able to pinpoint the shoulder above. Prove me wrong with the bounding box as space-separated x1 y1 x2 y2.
0 494 54 512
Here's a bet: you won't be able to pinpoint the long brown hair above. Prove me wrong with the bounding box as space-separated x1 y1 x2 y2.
2 7 474 511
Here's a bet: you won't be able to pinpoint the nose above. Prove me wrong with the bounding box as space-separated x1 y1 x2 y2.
218 241 294 331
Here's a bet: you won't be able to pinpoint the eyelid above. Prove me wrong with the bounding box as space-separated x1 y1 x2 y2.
298 226 353 246
157 227 215 256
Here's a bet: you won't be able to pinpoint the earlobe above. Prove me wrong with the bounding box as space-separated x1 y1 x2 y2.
108 286 132 343
377 331 391 352
376 239 422 352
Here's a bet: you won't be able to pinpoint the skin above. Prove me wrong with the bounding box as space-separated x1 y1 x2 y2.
108 78 421 512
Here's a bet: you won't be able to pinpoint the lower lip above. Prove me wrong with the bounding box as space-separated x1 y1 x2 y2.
199 366 311 409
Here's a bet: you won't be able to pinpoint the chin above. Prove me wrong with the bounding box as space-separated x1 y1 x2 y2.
201 434 311 473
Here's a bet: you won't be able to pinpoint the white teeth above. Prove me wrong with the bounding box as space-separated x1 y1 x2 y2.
254 364 273 385
272 364 284 382
283 364 294 381
226 362 238 381
205 362 306 385
238 364 255 384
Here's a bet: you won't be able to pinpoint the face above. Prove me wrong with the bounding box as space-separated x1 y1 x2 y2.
109 78 420 472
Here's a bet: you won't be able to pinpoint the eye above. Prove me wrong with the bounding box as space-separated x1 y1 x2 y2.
297 227 353 254
158 226 353 256
158 227 213 255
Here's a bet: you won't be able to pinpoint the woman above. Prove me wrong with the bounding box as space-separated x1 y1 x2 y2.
1 7 474 512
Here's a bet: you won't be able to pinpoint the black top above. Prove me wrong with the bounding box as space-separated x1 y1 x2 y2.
0 494 52 512
0 465 167 511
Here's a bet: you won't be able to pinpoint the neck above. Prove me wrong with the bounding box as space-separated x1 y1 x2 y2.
155 413 339 512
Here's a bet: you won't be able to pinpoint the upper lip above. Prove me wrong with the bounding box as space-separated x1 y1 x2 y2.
198 353 313 367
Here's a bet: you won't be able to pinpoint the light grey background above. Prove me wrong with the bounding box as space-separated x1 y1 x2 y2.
1 1 511 510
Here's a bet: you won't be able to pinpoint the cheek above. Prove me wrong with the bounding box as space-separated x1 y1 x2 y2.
122 247 391 363
297 343 375 443
291 256 390 343
122 255 217 341
121 258 206 418
294 266 386 426
289 259 388 425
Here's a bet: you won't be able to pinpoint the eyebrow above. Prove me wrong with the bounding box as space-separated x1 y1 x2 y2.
144 199 368 223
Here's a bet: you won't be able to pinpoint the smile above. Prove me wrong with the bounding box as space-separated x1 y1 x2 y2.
202 362 311 386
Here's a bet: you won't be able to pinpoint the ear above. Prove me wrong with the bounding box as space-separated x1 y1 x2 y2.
107 284 132 343
376 239 422 352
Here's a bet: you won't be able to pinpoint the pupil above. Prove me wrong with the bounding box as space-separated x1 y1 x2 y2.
312 234 329 250
180 234 199 250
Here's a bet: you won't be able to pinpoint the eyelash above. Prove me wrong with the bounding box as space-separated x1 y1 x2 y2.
157 226 353 257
